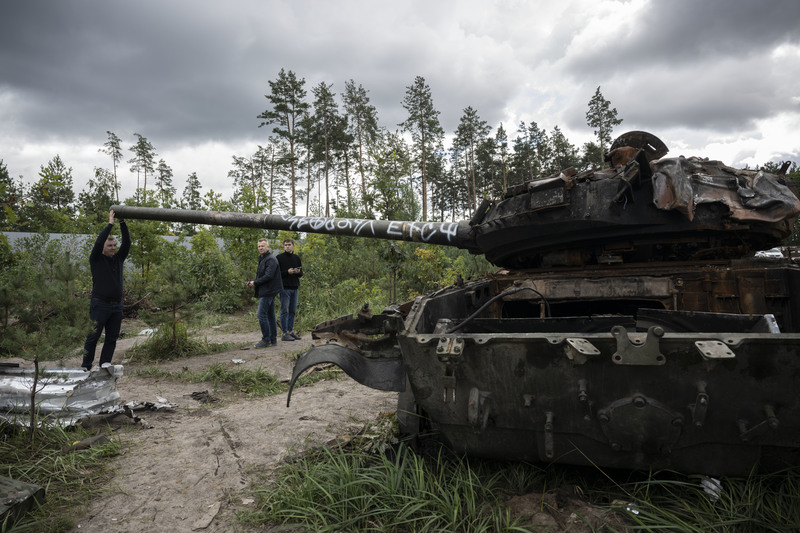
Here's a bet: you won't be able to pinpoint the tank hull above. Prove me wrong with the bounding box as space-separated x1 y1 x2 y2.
291 259 800 475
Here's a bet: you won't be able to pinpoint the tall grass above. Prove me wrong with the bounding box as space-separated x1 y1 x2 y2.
242 435 800 533
0 422 122 533
244 443 534 532
602 467 800 532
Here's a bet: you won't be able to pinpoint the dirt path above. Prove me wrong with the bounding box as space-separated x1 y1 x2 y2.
62 325 397 533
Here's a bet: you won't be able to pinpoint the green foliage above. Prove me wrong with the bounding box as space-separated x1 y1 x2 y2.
0 247 90 361
148 257 196 350
23 155 76 232
123 191 172 295
293 233 492 331
125 321 228 362
75 167 117 230
202 192 267 272
245 443 531 533
0 233 14 272
601 467 800 532
182 229 249 313
585 86 623 167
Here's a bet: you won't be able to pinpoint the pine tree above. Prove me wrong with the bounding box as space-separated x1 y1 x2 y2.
182 172 202 210
342 79 379 203
400 76 444 221
453 106 491 211
154 159 176 207
99 131 123 202
311 82 344 217
258 69 310 214
26 155 76 231
77 167 117 226
548 126 580 174
128 133 157 201
0 159 24 230
585 86 622 168
494 124 510 193
511 121 546 184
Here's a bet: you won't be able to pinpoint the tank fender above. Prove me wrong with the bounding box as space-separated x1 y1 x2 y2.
286 344 406 407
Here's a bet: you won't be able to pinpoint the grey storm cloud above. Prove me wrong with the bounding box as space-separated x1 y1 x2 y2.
1 0 798 197
559 0 800 131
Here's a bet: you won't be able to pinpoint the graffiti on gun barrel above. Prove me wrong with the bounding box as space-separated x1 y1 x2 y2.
280 215 463 243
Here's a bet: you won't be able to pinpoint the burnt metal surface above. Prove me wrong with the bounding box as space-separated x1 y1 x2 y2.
109 132 800 474
393 262 800 475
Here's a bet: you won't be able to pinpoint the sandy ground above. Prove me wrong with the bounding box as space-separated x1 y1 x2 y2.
14 316 625 533
44 322 395 533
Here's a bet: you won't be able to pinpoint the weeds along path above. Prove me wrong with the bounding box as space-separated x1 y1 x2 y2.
70 330 398 533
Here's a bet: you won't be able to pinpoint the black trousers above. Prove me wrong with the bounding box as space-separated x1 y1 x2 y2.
82 298 123 369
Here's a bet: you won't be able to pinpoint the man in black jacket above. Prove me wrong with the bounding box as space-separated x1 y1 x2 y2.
277 238 302 341
82 210 130 371
247 238 283 348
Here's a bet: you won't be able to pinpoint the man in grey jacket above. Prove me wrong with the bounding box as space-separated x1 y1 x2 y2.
247 238 283 347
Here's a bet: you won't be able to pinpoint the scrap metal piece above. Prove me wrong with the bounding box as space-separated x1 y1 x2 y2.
0 476 45 529
286 344 406 407
0 364 123 425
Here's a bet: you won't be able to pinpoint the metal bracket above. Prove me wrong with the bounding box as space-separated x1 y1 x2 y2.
695 340 736 360
565 338 600 364
611 326 666 365
436 336 464 362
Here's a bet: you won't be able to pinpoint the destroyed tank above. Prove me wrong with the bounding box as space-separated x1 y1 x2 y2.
111 131 800 476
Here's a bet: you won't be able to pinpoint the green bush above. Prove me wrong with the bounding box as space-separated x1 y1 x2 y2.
183 229 249 313
126 322 201 361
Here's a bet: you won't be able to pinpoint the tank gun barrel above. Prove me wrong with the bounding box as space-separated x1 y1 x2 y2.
110 205 476 249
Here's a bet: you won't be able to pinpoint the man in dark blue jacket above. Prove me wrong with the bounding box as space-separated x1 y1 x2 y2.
247 238 283 348
82 210 130 371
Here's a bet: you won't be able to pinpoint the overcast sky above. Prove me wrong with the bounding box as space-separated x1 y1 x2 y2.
2 0 799 206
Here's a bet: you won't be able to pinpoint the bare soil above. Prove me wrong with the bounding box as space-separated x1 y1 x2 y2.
38 316 624 533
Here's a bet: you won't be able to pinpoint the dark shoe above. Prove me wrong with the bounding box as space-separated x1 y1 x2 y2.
269 341 278 347
282 333 296 341
291 332 301 340
254 340 270 348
